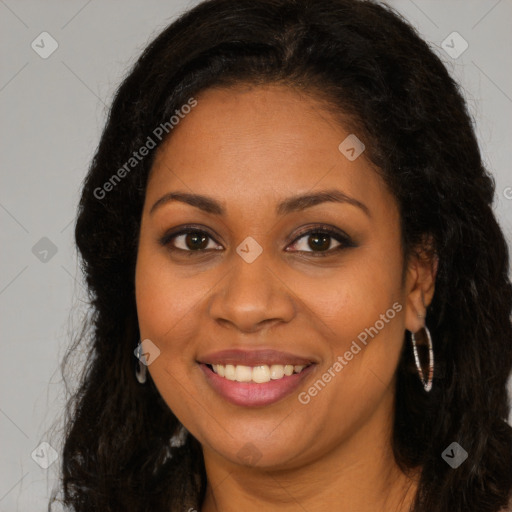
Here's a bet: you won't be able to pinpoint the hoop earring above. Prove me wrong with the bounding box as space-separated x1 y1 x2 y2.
134 340 147 384
411 325 434 392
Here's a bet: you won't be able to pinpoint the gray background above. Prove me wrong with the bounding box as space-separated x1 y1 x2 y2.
1 1 511 510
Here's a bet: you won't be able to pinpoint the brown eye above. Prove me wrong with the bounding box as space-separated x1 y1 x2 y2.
182 231 209 250
307 232 336 251
287 226 355 256
159 224 355 257
161 228 221 253
290 231 341 253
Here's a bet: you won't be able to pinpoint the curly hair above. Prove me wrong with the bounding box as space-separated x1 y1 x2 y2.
50 0 512 510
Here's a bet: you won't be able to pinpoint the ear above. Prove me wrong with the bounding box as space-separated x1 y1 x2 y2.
404 235 438 333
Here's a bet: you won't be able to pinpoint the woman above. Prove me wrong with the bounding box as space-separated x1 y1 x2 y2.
52 0 512 510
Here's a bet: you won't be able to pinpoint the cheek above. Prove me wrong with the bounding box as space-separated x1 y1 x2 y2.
135 245 204 425
292 280 405 441
135 242 200 344
135 246 198 416
296 248 404 343
303 241 405 394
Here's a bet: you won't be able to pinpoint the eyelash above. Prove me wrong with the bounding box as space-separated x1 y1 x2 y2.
159 224 356 258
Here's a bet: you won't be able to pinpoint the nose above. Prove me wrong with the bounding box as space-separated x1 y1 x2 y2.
208 249 296 334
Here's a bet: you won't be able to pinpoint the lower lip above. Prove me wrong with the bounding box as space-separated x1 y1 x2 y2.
199 363 315 407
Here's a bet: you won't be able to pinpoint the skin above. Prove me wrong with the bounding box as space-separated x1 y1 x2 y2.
135 83 437 512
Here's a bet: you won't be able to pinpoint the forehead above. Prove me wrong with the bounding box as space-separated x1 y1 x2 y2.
146 84 394 220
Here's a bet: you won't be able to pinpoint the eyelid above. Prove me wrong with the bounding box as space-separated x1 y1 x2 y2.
159 225 222 251
159 223 355 254
290 224 352 245
286 224 355 255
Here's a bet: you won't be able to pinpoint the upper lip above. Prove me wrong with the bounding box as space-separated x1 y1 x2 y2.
197 349 316 366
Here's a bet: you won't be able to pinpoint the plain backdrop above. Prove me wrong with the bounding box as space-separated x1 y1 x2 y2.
1 1 511 510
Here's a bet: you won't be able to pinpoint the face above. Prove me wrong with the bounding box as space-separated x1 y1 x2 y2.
135 83 426 471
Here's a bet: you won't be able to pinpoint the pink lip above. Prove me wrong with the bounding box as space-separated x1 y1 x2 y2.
197 348 315 366
199 362 316 407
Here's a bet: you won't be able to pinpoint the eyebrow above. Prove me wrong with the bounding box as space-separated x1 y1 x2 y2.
149 188 370 218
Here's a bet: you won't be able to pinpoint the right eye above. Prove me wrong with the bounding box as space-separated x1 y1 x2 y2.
160 227 223 254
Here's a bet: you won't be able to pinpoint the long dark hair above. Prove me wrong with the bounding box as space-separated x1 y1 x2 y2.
50 1 512 510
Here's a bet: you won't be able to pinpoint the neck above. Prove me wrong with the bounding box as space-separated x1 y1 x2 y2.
200 389 420 512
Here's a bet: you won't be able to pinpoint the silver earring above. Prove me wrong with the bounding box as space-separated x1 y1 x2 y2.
170 424 189 448
134 341 147 384
411 325 434 392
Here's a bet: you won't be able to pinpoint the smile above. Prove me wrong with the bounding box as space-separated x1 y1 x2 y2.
208 363 308 383
197 348 317 406
199 362 316 407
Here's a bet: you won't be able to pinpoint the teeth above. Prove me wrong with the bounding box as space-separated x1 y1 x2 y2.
235 365 253 382
252 365 270 383
224 364 236 381
270 364 284 380
210 363 307 383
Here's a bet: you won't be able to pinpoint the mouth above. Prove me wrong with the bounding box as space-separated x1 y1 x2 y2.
197 348 317 407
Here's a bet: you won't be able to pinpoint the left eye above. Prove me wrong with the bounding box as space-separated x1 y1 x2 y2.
288 230 345 253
